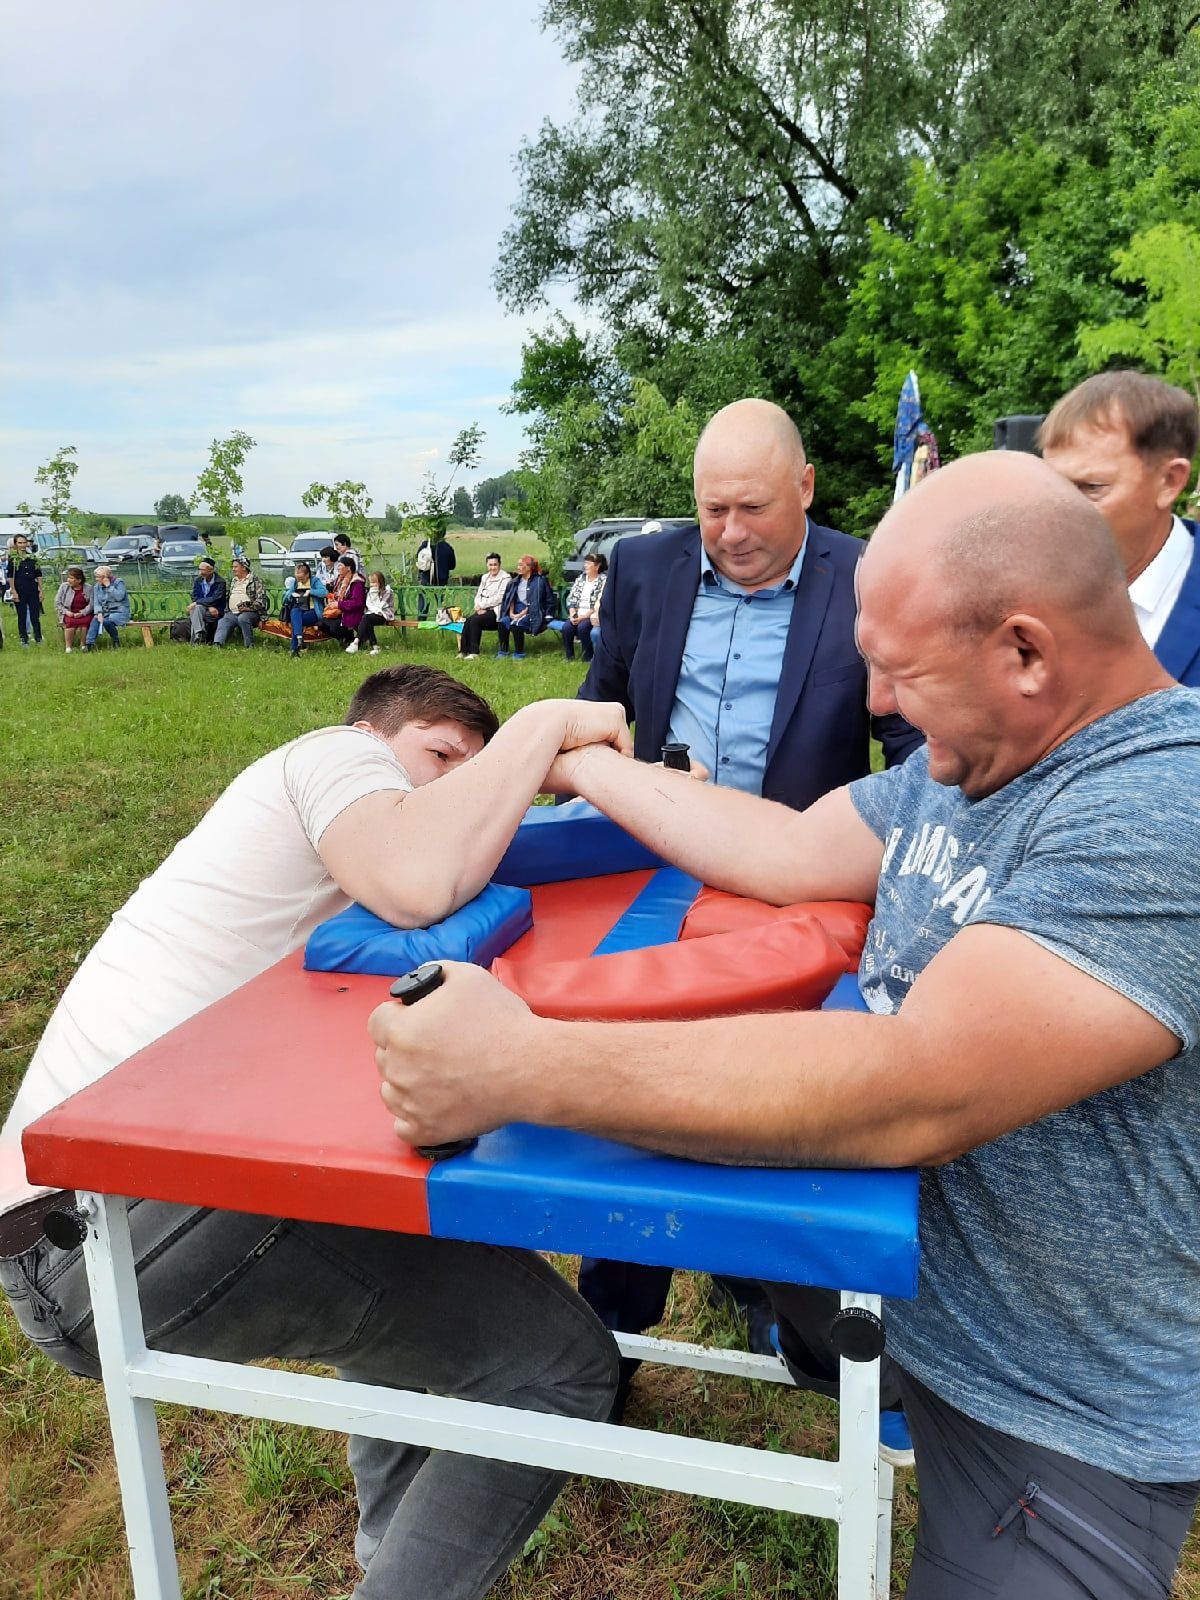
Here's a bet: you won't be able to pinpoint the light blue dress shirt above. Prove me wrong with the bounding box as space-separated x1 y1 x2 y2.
666 531 807 795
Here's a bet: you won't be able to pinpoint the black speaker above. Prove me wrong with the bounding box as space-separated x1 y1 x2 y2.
993 415 1045 454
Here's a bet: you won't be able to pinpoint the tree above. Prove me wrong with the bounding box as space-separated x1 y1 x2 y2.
1080 225 1200 407
154 493 190 522
497 0 1195 343
451 487 475 526
190 431 256 522
401 425 486 542
381 503 404 532
14 500 45 544
34 445 79 537
301 481 376 549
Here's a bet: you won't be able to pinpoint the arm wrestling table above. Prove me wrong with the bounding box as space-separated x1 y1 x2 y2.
22 869 919 1600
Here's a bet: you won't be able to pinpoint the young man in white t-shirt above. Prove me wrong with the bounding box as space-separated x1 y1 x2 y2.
0 663 630 1600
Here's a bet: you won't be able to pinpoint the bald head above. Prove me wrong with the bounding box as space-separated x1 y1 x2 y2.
694 398 807 483
691 399 815 591
867 451 1133 643
857 452 1168 798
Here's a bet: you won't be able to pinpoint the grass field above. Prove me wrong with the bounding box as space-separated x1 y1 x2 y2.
2 632 1197 1599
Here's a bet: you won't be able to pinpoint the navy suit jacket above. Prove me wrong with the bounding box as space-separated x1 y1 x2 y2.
579 521 922 810
1155 518 1200 687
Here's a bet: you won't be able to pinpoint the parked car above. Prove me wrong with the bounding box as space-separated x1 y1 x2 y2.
39 542 104 569
156 522 205 545
253 531 332 574
561 516 695 583
158 539 209 571
101 532 159 564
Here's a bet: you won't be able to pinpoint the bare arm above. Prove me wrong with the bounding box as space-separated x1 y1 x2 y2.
552 743 883 905
318 700 632 927
371 923 1181 1166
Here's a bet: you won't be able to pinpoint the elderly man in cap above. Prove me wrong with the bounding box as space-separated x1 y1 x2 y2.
376 452 1200 1598
214 555 270 648
188 556 228 644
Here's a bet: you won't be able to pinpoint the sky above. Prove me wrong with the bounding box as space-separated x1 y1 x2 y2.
0 0 579 516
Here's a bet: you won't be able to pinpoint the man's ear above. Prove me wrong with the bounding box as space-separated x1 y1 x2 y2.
1157 456 1194 511
1004 613 1056 697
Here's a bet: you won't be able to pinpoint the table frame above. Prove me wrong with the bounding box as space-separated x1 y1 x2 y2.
80 1189 895 1600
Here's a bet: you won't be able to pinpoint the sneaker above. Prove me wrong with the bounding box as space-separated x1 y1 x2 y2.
512 652 525 660
461 653 478 660
494 650 509 660
879 1409 914 1469
368 646 381 656
345 639 359 654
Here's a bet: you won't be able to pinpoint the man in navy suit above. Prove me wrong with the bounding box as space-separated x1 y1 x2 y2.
1040 371 1199 685
580 398 920 801
576 398 921 1391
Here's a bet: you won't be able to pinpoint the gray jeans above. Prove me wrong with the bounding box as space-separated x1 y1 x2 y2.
1 1200 618 1599
213 611 256 647
189 605 217 641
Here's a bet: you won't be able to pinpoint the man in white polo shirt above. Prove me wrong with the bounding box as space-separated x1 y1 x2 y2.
0 664 628 1600
1040 370 1200 684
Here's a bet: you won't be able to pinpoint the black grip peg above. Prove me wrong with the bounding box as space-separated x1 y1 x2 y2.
661 741 691 772
829 1305 886 1363
388 962 478 1162
44 1206 90 1250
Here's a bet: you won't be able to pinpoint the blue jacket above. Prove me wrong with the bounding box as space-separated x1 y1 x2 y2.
93 578 130 625
1155 518 1200 688
579 521 922 810
500 572 553 635
191 573 228 615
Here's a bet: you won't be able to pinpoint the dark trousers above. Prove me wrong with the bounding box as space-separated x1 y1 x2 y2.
577 1258 772 1344
459 609 498 654
559 618 595 660
16 597 42 643
496 619 528 653
356 615 387 646
764 1281 1199 1599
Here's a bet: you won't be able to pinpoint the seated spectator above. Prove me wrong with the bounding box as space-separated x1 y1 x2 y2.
496 555 553 660
319 556 366 649
283 561 327 657
334 532 365 576
459 552 510 658
188 558 228 644
554 554 607 662
315 546 340 589
214 557 270 649
54 567 93 654
85 566 130 649
349 570 395 656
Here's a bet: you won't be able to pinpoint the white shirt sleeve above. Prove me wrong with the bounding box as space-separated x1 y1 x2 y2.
283 727 413 846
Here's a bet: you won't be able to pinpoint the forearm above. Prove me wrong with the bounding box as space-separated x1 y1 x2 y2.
567 745 878 904
376 706 580 921
523 1009 952 1167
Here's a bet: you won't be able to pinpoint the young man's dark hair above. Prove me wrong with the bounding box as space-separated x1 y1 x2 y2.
345 663 499 744
333 533 351 549
1040 371 1199 464
320 544 337 561
487 551 502 564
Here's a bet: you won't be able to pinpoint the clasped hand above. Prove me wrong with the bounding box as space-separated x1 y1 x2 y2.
369 963 537 1147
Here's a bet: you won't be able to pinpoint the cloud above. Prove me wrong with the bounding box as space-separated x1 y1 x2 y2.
0 0 580 512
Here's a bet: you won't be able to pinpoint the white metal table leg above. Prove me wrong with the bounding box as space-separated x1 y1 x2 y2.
875 1457 895 1599
80 1191 182 1600
836 1291 882 1600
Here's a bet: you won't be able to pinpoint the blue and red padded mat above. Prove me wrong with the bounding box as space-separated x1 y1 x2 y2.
24 872 918 1299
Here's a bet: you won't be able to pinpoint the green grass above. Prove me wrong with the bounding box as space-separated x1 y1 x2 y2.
2 632 1198 1599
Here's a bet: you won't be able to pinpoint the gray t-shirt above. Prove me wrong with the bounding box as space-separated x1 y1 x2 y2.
849 687 1200 1480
